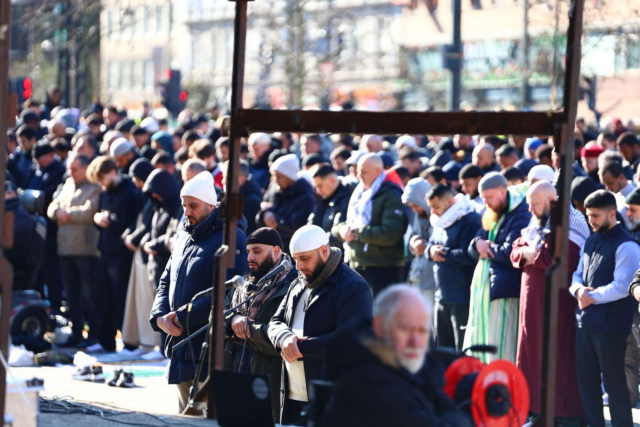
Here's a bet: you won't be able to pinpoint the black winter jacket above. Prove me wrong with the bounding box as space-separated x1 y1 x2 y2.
267 262 373 422
149 207 248 384
308 181 355 249
97 176 142 256
321 320 473 427
240 176 263 235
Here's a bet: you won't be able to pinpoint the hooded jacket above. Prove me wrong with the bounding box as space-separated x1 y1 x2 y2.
97 176 143 256
401 178 436 291
149 207 248 384
250 149 274 191
426 195 482 304
256 178 315 253
240 175 263 235
142 169 183 285
309 180 355 249
321 320 472 427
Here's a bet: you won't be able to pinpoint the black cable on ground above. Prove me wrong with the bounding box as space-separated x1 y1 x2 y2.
39 395 203 427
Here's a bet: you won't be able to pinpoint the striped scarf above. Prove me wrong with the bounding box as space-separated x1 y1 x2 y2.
463 189 524 363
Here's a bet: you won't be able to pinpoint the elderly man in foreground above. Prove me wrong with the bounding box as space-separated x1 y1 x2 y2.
322 284 472 427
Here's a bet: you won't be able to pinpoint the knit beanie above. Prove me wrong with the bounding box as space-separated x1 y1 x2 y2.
270 154 300 182
130 158 155 182
478 172 508 192
247 227 284 250
180 171 217 205
290 225 329 254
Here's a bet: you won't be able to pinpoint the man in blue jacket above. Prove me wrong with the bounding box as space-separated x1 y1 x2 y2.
268 225 373 426
149 171 248 413
571 190 640 427
426 184 481 351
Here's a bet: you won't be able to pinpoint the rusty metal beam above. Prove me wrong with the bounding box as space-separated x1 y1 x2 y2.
201 0 251 420
539 0 584 425
0 0 12 422
238 109 564 136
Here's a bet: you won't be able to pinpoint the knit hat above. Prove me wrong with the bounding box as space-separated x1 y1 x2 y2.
110 138 134 157
459 164 484 181
478 172 508 192
180 171 217 205
442 161 462 182
249 133 272 146
290 225 329 254
377 152 395 169
396 135 417 151
130 158 155 182
525 138 544 152
571 176 601 203
247 227 284 250
581 144 604 159
270 154 300 182
33 141 55 159
528 165 556 183
626 187 640 206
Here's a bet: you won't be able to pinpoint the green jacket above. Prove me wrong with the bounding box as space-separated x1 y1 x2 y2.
332 182 408 268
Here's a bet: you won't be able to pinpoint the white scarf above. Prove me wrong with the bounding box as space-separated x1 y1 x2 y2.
347 171 387 228
430 194 476 229
521 205 590 248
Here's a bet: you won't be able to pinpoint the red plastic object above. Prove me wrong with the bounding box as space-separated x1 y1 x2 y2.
443 356 485 400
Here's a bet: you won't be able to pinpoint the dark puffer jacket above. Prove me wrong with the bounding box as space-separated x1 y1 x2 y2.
309 180 355 249
322 320 472 427
240 176 263 235
468 197 531 300
97 176 143 256
256 178 315 253
142 169 183 286
149 207 248 384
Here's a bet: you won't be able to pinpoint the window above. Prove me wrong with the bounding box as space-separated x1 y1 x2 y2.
145 60 154 88
156 5 163 33
629 36 640 69
107 10 113 38
133 61 143 89
144 7 150 33
121 62 131 89
130 9 136 35
108 61 118 89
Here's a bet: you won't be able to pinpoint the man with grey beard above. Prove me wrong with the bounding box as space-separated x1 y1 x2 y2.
625 187 640 241
321 285 472 427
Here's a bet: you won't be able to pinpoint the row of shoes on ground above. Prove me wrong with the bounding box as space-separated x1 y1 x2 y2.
108 369 135 388
71 364 104 382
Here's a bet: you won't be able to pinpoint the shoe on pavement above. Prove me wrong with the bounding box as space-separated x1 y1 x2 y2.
117 372 135 388
107 369 123 387
91 365 105 382
71 366 92 381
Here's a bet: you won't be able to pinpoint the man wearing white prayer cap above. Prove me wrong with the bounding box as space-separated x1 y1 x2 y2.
150 170 249 411
268 224 373 425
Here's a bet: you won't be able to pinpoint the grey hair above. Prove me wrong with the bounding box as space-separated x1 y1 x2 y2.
373 284 431 327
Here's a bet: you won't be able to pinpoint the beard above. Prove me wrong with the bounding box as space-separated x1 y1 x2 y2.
481 207 500 231
629 215 640 230
302 257 326 285
247 254 276 283
398 347 427 374
535 207 551 228
594 218 612 234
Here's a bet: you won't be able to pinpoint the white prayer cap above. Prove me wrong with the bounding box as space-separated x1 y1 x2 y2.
140 117 160 134
110 138 134 157
395 135 417 151
180 171 217 205
270 154 300 182
528 165 556 183
290 225 329 255
248 132 272 146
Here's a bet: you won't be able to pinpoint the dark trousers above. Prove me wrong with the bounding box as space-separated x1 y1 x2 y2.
624 311 640 408
281 398 306 426
39 249 63 313
576 328 632 427
96 252 133 351
355 266 404 297
434 301 469 352
59 256 99 342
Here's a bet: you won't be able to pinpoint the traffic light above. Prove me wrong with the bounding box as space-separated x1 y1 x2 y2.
159 69 185 118
9 76 31 106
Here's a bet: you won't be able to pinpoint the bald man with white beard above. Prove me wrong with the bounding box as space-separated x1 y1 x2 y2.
510 181 589 422
333 153 409 296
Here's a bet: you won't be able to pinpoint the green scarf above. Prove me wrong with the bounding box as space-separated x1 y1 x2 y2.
462 189 524 363
302 248 342 289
